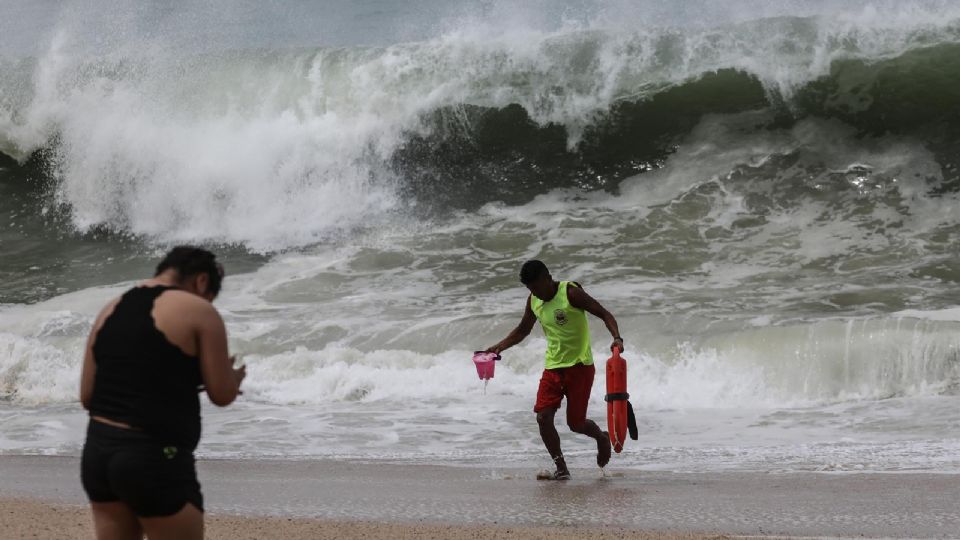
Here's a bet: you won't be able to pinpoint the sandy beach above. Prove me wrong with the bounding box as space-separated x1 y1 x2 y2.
2 456 959 538
1 498 734 540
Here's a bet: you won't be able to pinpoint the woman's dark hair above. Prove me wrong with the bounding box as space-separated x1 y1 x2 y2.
519 260 549 285
155 246 224 296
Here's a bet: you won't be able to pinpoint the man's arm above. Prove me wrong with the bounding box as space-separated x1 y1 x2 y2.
567 284 623 352
485 296 537 354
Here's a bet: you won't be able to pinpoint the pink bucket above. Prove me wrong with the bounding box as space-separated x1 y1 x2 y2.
472 351 499 380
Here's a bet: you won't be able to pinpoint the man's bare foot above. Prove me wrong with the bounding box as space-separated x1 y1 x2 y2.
597 432 611 467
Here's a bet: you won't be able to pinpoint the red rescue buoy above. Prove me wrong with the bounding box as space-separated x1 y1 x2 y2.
605 346 629 453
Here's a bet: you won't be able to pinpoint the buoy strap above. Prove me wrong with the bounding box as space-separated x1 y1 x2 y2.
604 392 630 402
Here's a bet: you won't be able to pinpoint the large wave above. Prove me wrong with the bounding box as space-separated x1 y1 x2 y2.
1 4 959 249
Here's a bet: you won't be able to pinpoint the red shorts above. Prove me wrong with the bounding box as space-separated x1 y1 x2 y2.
533 363 596 428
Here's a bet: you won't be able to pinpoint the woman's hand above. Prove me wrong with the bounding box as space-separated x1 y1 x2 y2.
229 355 247 394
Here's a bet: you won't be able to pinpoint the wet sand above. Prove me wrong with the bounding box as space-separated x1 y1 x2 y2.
1 455 959 538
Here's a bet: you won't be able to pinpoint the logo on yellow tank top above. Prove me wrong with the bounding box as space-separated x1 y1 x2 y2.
554 309 568 326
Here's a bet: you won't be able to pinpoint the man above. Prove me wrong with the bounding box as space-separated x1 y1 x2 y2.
80 246 245 539
486 260 623 480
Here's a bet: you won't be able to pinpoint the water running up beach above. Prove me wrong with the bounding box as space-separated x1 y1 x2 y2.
2 0 960 480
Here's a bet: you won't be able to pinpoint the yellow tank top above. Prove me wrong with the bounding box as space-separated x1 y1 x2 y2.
529 281 593 370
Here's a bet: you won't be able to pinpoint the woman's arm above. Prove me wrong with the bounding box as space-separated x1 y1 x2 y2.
80 300 119 409
195 302 245 406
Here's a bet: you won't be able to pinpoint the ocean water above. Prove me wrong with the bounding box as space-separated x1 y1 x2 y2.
1 0 960 473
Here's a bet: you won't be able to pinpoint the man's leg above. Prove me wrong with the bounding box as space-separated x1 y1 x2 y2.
536 408 569 476
568 418 611 468
534 370 569 478
565 364 611 468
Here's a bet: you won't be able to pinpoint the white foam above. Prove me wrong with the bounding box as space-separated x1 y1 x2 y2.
894 308 960 322
6 272 958 410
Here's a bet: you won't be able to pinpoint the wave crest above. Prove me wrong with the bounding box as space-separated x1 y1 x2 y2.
1 10 959 248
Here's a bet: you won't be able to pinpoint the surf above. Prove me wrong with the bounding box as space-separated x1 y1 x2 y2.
2 0 960 473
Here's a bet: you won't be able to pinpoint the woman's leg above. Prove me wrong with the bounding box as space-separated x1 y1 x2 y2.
90 501 142 540
139 503 203 540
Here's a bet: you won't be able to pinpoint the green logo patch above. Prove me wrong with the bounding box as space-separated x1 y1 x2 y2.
162 446 178 460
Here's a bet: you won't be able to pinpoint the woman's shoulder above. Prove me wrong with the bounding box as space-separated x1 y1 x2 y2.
154 288 220 321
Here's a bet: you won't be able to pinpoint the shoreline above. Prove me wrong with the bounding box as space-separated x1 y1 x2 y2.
2 455 959 538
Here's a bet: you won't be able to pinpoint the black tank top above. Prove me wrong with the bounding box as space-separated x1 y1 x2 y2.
89 286 203 450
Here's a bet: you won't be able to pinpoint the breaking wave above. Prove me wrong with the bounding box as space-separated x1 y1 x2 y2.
1 5 959 249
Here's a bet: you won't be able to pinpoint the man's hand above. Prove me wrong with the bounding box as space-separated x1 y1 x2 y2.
610 337 624 353
485 345 502 354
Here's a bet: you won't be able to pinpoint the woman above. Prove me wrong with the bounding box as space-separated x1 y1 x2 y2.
80 246 246 540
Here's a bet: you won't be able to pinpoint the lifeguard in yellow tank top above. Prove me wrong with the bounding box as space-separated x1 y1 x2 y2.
529 281 593 370
485 260 624 480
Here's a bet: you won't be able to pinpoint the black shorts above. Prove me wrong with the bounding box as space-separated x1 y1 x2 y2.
80 420 203 517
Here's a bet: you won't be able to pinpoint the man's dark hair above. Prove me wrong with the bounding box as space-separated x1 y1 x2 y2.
519 260 549 285
155 246 224 296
